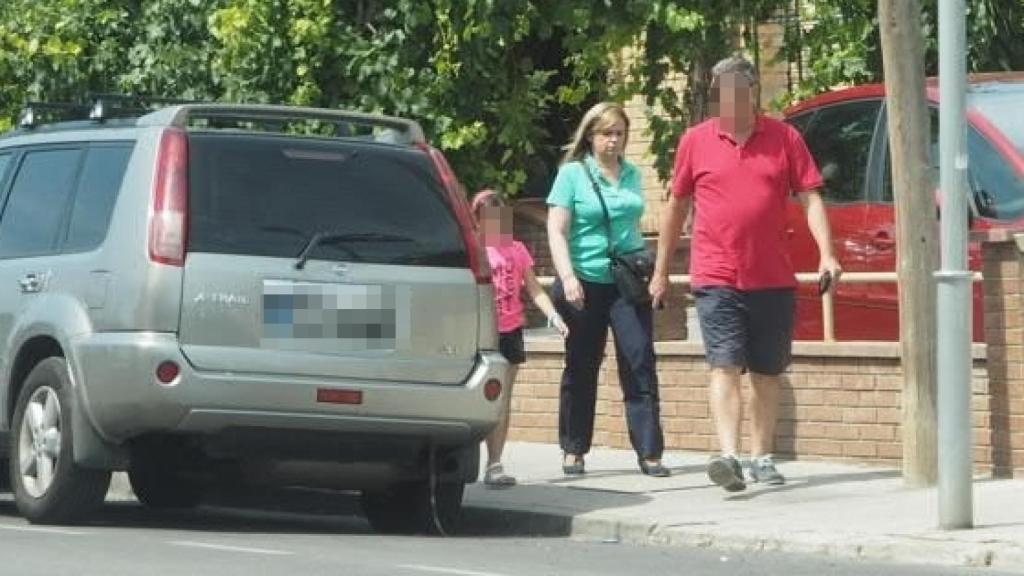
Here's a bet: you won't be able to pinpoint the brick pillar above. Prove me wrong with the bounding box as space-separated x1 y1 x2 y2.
980 231 1024 477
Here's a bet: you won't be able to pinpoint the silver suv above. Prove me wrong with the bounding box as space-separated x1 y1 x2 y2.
0 99 507 533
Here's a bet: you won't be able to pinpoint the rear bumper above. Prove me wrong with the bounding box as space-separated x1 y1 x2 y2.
68 332 509 446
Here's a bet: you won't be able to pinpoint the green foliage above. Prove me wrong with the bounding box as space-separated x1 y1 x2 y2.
774 0 1024 110
2 1 1022 192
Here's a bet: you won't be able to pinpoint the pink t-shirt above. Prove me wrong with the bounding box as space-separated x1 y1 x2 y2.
486 241 535 333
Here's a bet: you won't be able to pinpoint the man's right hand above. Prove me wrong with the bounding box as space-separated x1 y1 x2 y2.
562 276 585 310
649 272 670 310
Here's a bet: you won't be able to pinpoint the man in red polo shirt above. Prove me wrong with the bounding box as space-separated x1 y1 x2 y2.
651 55 842 492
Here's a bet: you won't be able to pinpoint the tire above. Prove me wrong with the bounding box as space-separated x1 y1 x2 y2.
10 357 111 524
128 438 204 510
361 478 465 535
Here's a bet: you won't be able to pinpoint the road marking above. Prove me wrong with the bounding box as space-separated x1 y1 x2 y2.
397 564 511 576
170 540 293 556
0 524 88 536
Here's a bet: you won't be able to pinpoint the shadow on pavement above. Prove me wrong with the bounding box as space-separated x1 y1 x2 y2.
724 468 902 501
460 479 655 538
0 491 371 535
0 481 634 539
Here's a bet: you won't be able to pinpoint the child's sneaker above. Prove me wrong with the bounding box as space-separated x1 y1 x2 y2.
484 462 517 488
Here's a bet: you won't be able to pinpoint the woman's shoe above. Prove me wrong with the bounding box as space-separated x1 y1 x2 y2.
638 458 671 477
562 454 585 476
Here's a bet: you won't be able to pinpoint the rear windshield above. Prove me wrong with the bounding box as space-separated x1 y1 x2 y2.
187 134 467 267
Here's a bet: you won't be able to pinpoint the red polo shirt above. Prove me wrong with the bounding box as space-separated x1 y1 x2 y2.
672 116 823 290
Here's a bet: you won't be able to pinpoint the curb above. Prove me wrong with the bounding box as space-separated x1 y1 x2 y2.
462 503 1024 573
105 473 1024 572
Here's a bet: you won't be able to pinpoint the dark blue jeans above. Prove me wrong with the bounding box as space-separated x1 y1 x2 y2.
553 279 664 459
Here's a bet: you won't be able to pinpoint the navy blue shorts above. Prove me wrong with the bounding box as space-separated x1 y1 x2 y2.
694 287 796 376
499 328 526 365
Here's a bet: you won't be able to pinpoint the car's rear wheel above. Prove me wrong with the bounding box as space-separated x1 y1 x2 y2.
10 357 111 524
128 438 204 510
361 477 465 535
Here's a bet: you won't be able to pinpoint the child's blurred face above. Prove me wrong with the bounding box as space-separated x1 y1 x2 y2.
481 205 513 245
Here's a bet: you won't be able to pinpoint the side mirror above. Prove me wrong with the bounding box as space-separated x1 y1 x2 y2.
933 186 976 229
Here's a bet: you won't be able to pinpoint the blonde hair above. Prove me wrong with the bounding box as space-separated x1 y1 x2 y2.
470 188 504 222
561 102 630 165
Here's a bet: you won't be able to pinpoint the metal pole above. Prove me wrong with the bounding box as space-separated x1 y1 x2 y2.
823 291 835 343
937 0 973 530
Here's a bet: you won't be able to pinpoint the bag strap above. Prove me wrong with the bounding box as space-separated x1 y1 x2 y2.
579 161 617 258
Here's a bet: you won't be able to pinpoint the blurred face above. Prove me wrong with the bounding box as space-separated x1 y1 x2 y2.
590 115 627 159
712 71 757 133
480 204 513 245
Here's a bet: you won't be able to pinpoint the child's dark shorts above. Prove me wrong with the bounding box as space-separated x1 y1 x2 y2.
499 328 526 365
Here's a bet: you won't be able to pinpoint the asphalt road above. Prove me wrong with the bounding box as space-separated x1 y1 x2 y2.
0 493 1014 576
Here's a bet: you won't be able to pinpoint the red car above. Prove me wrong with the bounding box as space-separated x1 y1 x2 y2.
783 73 1024 341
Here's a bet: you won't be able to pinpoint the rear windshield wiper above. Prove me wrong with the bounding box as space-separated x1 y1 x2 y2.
294 231 416 270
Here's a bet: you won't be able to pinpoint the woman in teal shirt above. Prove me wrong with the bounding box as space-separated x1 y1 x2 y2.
547 102 668 477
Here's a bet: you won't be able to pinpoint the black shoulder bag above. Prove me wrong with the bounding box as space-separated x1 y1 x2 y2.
580 162 654 306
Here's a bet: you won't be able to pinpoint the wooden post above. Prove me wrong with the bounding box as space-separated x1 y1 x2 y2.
878 0 938 486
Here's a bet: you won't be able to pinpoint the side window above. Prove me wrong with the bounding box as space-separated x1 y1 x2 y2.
969 129 1024 221
786 111 815 135
801 100 881 203
0 149 83 258
64 145 133 252
881 108 940 203
0 153 11 185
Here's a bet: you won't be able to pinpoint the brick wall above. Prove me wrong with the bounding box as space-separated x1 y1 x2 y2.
510 341 992 469
508 231 1024 477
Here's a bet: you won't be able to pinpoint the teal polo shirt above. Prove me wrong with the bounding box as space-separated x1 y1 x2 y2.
546 155 646 284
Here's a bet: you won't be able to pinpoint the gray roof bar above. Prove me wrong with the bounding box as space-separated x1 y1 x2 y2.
138 104 425 145
18 102 94 129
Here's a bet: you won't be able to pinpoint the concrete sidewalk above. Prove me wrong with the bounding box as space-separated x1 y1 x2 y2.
465 442 1024 572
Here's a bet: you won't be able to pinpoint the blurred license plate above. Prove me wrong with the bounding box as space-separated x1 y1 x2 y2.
261 281 397 352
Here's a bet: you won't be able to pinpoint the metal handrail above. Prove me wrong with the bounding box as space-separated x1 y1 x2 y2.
536 271 983 342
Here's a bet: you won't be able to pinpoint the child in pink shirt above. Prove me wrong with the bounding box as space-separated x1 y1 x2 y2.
472 189 568 487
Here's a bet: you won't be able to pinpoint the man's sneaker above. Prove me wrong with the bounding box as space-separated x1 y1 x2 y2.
707 455 746 492
748 455 786 485
484 463 517 488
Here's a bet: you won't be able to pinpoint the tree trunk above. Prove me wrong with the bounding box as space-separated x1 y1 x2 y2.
878 0 938 487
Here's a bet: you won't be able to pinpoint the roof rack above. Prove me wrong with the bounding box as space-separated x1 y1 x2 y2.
16 94 201 130
18 102 95 129
139 104 426 145
13 97 427 146
87 94 200 122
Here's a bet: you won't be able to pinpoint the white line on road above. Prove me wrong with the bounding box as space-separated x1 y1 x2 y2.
170 540 293 556
0 524 88 536
397 564 511 576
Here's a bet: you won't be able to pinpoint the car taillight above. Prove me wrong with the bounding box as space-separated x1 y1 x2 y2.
419 144 491 285
149 128 189 266
484 378 502 402
156 361 180 385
